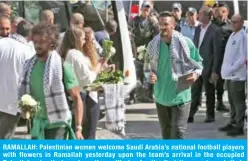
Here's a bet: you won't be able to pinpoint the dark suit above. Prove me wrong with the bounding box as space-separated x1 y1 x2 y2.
189 23 222 119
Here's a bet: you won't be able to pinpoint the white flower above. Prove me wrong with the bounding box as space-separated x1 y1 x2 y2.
20 94 37 107
110 47 116 54
137 45 146 53
138 52 144 60
70 0 79 4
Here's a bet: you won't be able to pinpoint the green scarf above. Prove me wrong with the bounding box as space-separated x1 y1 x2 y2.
31 118 76 140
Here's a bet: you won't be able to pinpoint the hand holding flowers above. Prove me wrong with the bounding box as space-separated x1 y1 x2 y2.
19 94 39 119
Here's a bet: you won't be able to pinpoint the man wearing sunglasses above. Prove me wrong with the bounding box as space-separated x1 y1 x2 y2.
220 14 247 136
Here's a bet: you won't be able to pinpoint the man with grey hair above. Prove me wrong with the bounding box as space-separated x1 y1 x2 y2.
10 20 35 55
11 17 24 34
188 6 222 123
95 20 118 46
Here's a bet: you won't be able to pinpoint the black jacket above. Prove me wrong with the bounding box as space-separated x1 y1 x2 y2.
194 23 222 78
175 18 186 32
212 19 232 55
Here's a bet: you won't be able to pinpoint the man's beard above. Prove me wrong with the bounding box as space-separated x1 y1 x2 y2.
35 49 48 58
218 16 226 23
161 31 168 36
160 31 169 38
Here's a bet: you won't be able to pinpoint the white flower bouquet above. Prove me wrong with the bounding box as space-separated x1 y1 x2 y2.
102 40 116 60
19 94 39 119
137 45 147 60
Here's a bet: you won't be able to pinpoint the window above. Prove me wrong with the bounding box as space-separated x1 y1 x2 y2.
73 1 114 31
4 1 70 32
5 1 21 19
238 0 247 20
24 1 42 24
23 1 70 32
91 0 111 11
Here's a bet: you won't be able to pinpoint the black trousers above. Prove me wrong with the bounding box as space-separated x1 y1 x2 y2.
0 112 20 139
134 59 144 83
216 78 225 102
226 80 247 128
190 76 215 118
156 102 190 139
44 127 67 139
82 93 100 139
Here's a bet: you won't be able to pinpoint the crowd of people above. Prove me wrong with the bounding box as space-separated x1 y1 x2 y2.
0 1 246 140
129 1 247 138
0 2 118 140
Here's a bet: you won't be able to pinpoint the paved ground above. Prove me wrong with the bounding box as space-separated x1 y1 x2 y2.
13 92 247 139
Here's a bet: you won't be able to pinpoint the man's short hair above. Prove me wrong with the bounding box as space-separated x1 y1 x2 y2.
71 13 84 27
16 20 34 37
218 2 229 10
200 6 213 20
32 23 60 50
40 10 54 24
172 3 182 11
12 17 24 24
0 3 11 17
159 11 176 21
105 20 118 33
213 3 219 8
0 14 10 23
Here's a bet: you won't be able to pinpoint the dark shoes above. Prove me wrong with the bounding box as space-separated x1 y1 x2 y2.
125 97 136 105
216 102 229 112
219 124 234 132
99 110 105 120
187 117 194 123
219 124 244 136
227 127 244 136
204 116 215 123
137 96 154 103
187 116 215 123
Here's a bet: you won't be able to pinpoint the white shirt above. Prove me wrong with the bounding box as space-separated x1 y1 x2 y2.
199 22 211 48
0 38 34 115
65 49 98 103
221 30 247 81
